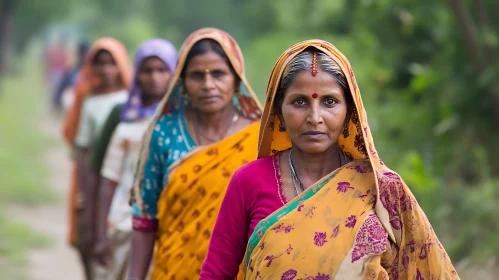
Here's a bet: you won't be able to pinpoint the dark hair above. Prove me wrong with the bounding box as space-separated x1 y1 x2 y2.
181 39 240 85
274 48 353 115
92 49 113 64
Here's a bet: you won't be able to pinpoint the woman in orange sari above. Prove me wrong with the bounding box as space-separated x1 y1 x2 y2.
201 40 459 279
62 37 131 279
128 28 262 280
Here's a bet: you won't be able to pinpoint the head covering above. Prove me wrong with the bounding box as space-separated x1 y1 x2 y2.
134 27 262 186
120 38 178 122
258 39 411 247
62 37 131 144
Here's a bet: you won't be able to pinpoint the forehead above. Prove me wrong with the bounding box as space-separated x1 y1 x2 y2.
93 50 114 63
140 56 167 68
185 50 229 71
286 70 342 93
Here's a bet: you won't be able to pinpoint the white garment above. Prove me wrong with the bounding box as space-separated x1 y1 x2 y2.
74 90 128 147
101 117 152 231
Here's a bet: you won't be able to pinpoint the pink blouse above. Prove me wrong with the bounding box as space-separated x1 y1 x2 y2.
200 154 285 279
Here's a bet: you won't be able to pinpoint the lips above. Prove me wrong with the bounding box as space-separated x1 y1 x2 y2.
199 95 221 102
303 131 326 139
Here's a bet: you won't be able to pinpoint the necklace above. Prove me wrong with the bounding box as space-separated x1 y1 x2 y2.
288 148 346 197
194 110 239 145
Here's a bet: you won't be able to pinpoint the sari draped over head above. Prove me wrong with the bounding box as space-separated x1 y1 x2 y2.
120 38 178 122
244 41 459 279
62 37 131 145
62 37 131 246
131 28 262 279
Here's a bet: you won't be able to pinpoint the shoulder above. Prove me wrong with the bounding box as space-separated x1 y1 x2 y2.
232 155 274 183
110 103 124 115
155 112 181 127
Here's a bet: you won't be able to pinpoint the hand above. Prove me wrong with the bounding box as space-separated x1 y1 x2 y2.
77 209 96 254
94 235 113 266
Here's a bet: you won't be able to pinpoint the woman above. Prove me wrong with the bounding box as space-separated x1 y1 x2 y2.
62 37 131 279
128 28 262 280
201 41 459 279
93 38 178 279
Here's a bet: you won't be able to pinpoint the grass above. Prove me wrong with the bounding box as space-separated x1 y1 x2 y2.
0 48 57 279
0 56 55 204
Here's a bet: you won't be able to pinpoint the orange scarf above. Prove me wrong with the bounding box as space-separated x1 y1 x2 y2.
62 37 131 145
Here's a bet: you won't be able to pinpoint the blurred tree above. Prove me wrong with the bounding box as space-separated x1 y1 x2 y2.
0 0 14 76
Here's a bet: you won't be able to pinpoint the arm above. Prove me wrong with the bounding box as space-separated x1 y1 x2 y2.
94 177 118 265
74 99 96 249
128 122 165 279
129 230 156 279
200 171 249 279
379 172 458 279
95 125 126 264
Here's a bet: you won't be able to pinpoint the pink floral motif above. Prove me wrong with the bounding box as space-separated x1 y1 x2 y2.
248 258 254 272
355 165 367 173
378 172 409 230
306 206 317 218
258 228 263 238
264 244 293 267
389 251 400 280
337 182 354 193
406 240 415 253
281 269 297 280
416 269 424 280
314 232 328 247
358 189 371 201
297 202 305 212
351 214 387 263
419 237 434 260
345 215 357 228
314 273 330 280
272 223 294 233
402 249 409 269
330 225 340 238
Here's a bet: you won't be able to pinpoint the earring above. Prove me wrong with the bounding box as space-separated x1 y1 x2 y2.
342 124 349 138
279 122 286 132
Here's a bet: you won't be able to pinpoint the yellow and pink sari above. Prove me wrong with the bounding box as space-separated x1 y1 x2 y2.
131 28 262 279
244 40 458 279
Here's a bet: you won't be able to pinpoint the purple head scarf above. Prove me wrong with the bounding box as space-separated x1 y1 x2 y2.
120 38 178 122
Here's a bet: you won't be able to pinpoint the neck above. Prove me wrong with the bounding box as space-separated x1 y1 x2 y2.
290 145 340 185
142 94 162 107
195 104 236 132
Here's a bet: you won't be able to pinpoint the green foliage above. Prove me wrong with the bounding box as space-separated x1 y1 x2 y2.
10 0 499 270
0 52 55 204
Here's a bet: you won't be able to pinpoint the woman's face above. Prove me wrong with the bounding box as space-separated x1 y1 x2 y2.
280 70 348 154
138 56 171 99
92 50 121 88
183 50 236 114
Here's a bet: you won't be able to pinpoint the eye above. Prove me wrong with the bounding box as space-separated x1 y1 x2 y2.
211 70 226 78
293 98 307 106
189 72 204 80
324 98 337 106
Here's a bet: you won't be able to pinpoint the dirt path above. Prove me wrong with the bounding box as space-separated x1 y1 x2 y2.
6 109 83 280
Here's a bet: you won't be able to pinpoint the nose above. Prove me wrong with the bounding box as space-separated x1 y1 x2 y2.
202 74 216 89
307 103 323 125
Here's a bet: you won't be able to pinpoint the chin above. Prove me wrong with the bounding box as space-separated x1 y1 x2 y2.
294 142 333 154
196 102 230 114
